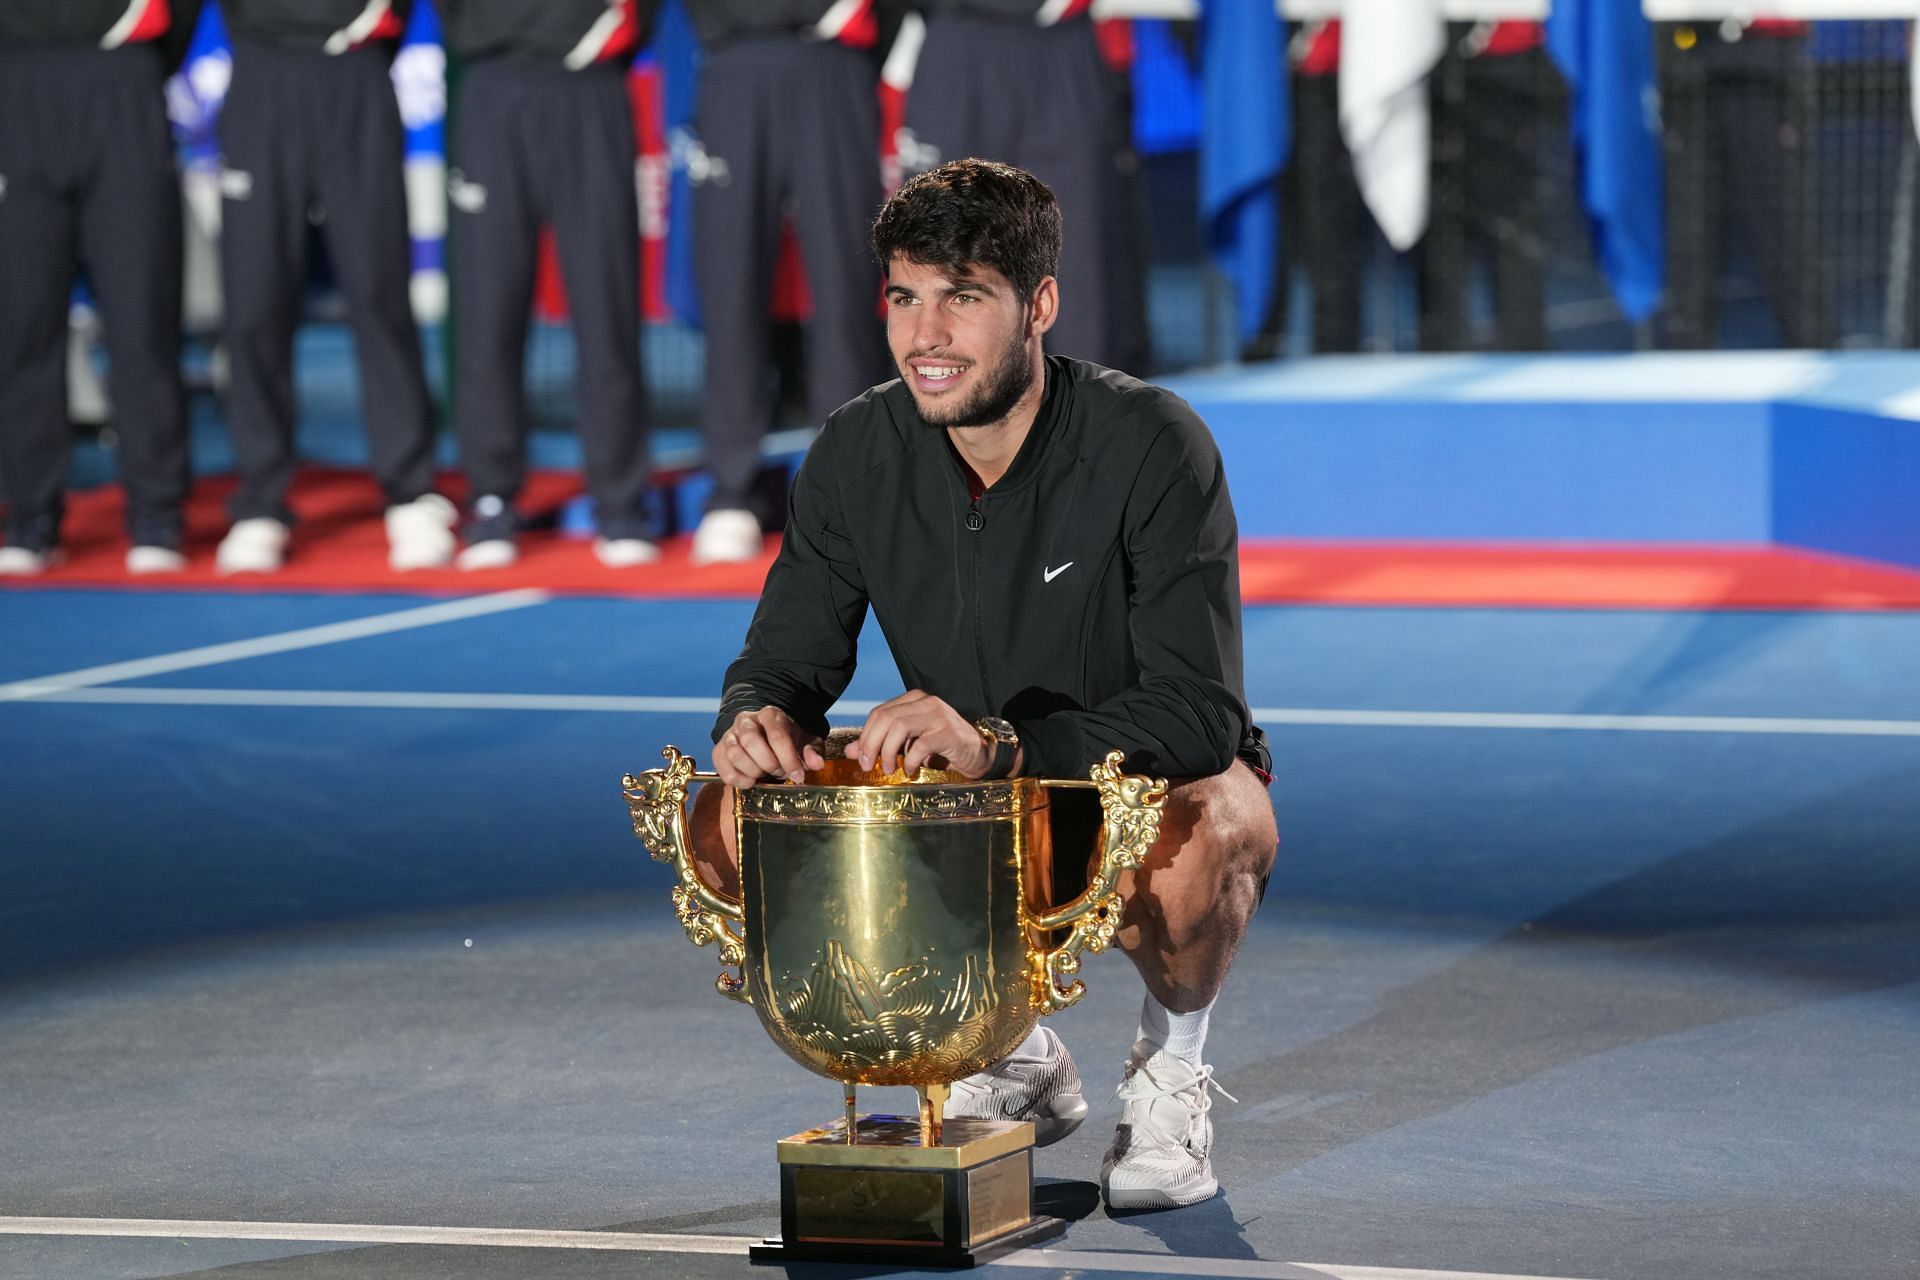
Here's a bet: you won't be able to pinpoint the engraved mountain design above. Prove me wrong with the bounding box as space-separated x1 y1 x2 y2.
775 938 1004 1073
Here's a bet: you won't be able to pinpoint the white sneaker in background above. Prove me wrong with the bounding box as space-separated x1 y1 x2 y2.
456 538 517 571
1099 1038 1234 1211
384 493 458 571
593 536 660 568
126 545 189 575
216 517 290 574
0 545 57 576
690 508 763 565
944 1025 1088 1147
458 495 518 570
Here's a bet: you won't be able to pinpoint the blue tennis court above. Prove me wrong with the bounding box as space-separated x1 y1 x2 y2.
2 587 1916 1280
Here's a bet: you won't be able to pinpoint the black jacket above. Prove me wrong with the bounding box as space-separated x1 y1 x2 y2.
717 357 1254 780
0 0 205 71
683 0 909 54
686 0 847 43
921 1 1087 21
222 0 413 52
439 0 658 64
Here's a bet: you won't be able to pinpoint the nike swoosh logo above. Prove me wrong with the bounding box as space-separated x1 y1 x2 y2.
1043 562 1074 583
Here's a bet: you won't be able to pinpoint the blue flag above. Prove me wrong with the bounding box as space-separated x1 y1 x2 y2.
652 0 703 328
1132 20 1202 158
1548 0 1665 323
1201 0 1289 348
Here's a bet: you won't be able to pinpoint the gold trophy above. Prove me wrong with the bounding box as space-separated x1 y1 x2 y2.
621 746 1166 1266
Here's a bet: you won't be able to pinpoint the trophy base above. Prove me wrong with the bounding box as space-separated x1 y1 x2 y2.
752 1113 1059 1268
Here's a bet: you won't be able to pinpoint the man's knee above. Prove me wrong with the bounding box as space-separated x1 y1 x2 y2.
1126 765 1277 944
1183 763 1278 881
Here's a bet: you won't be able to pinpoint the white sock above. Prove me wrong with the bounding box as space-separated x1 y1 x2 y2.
1139 991 1212 1065
1012 1024 1050 1059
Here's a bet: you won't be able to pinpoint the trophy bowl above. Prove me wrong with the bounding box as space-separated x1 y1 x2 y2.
620 745 1166 1265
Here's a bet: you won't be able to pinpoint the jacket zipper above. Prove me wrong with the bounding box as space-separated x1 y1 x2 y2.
965 485 994 711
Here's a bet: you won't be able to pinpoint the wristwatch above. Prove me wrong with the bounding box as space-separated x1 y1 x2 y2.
972 716 1020 780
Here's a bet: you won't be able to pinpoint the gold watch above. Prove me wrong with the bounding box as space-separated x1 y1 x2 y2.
972 716 1019 780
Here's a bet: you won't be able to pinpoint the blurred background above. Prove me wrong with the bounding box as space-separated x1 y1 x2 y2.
21 0 1920 557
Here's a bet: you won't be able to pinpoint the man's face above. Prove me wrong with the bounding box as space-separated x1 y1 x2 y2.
884 256 1044 429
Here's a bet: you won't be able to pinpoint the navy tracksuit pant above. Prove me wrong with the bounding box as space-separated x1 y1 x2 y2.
448 57 650 539
0 44 187 550
219 39 438 523
693 36 885 513
904 13 1118 368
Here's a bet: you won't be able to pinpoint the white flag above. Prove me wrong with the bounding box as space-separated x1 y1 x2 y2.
1339 0 1445 251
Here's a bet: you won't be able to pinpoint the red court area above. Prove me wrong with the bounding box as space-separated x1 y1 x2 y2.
8 467 1920 610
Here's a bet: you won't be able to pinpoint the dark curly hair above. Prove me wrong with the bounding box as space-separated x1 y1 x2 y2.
871 159 1062 299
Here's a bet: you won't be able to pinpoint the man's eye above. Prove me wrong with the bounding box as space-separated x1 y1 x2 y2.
952 294 978 305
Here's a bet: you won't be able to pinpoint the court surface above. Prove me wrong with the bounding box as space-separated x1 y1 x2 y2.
2 588 1916 1280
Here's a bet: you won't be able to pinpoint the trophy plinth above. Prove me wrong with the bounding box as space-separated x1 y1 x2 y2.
622 746 1166 1269
749 1114 1065 1266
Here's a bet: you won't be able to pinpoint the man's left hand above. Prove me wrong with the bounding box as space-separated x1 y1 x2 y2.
848 690 994 778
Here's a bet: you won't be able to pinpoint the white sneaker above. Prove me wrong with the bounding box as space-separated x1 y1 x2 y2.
0 545 57 576
456 537 517 571
594 536 660 568
690 508 762 565
126 545 188 575
944 1025 1088 1147
384 493 458 571
216 518 289 574
1099 1039 1234 1211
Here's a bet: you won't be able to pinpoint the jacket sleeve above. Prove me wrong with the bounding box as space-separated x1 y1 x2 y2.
713 432 871 743
1017 413 1250 780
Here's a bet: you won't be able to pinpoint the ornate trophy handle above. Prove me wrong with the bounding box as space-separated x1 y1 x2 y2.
620 745 750 1003
1030 751 1167 1015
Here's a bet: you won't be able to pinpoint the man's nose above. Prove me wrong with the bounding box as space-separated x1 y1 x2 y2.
912 304 951 352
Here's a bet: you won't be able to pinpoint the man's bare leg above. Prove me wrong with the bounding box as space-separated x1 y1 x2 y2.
1113 762 1278 1013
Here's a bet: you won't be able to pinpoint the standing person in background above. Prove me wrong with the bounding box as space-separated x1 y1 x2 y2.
0 0 204 576
440 0 660 570
1285 18 1366 355
1418 19 1559 352
1658 17 1831 349
681 1 890 566
214 0 459 575
901 1 1121 368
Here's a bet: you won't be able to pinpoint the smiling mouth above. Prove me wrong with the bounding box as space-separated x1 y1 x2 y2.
913 362 968 386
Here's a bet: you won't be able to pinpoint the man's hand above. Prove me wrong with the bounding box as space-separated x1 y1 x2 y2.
714 707 826 788
848 690 995 778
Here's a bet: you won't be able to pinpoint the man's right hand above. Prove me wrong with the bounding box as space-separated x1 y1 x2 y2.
713 707 826 789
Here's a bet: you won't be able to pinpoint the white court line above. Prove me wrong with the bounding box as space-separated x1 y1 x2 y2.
0 1216 1600 1280
0 590 549 703
1254 707 1920 738
13 687 1920 740
23 688 731 714
0 1216 743 1255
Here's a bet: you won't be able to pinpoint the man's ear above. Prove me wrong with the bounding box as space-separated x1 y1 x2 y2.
1028 276 1059 338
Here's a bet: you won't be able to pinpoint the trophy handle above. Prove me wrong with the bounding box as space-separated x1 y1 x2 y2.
621 745 750 1003
1030 751 1167 1015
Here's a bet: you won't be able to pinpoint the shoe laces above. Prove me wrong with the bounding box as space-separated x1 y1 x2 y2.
1115 1055 1238 1110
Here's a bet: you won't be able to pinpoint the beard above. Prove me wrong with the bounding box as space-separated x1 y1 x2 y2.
906 322 1035 430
